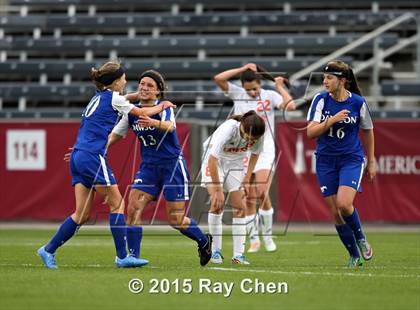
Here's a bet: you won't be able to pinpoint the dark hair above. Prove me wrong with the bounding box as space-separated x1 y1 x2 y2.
230 110 265 139
139 69 166 99
240 65 290 89
240 69 260 85
91 61 124 91
323 60 362 96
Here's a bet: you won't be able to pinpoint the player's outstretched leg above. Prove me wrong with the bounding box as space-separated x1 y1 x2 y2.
178 217 212 266
335 224 362 267
38 216 80 269
343 208 373 261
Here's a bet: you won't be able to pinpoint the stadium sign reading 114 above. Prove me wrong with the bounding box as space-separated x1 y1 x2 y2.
6 130 46 171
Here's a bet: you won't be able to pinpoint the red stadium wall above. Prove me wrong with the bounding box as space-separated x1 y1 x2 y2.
0 121 191 222
0 120 419 223
276 120 420 223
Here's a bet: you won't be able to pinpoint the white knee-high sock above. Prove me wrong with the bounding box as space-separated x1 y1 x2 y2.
245 214 260 242
232 217 246 257
208 212 223 252
259 208 274 242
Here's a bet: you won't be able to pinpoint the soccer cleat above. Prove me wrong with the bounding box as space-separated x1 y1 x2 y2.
264 238 277 252
347 256 363 268
210 250 224 264
198 234 212 266
247 239 261 253
115 255 149 268
231 255 250 265
37 246 58 269
357 239 373 261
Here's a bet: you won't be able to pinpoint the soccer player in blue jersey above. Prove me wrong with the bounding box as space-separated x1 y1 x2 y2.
37 61 175 269
108 70 212 266
307 60 375 268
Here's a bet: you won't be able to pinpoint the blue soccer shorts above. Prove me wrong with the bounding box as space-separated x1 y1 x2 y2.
70 149 117 189
132 157 190 201
315 153 365 197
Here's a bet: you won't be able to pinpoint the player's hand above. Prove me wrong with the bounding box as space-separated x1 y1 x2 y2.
160 100 176 110
243 63 257 72
365 160 376 181
125 91 140 102
63 147 73 162
332 109 350 123
241 179 252 197
275 76 291 89
138 115 155 127
211 186 225 212
274 76 287 88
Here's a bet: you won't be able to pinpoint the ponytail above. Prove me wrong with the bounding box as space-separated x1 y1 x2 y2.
346 68 362 96
256 65 275 82
91 61 123 91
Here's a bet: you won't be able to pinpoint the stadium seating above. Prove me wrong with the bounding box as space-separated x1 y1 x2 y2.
381 80 420 96
0 0 419 109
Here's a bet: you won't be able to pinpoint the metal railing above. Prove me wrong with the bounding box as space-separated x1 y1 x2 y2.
289 12 420 106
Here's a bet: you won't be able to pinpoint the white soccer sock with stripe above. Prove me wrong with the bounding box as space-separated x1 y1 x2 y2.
232 217 246 257
208 212 223 252
259 208 274 243
245 214 260 242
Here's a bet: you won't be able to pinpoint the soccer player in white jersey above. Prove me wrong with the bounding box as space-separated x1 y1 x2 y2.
37 61 174 269
202 111 266 264
214 63 295 253
307 60 374 268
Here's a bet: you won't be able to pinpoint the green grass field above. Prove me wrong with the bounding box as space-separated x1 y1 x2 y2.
0 228 419 310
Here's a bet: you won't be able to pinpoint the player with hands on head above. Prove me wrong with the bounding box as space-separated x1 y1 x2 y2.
307 59 375 268
213 63 296 253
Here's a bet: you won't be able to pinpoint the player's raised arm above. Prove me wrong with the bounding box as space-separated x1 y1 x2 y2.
213 63 257 92
129 100 176 118
125 91 140 103
275 77 296 111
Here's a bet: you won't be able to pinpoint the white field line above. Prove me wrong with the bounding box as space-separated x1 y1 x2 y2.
0 263 419 275
0 262 159 269
0 240 326 247
209 267 420 279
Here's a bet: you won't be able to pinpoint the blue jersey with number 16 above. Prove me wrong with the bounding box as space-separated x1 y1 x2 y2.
307 91 373 156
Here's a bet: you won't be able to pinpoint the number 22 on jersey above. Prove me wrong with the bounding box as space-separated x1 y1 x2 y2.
256 100 271 112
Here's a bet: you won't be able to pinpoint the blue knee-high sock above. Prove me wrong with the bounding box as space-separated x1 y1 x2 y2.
45 216 79 254
342 208 366 241
109 213 127 259
335 224 360 258
179 218 208 248
127 226 143 258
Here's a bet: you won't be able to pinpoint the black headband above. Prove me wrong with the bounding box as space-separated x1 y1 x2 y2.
323 65 349 79
95 67 125 85
139 70 165 98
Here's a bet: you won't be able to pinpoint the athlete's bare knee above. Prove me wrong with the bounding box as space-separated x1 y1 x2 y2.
168 215 183 228
336 199 352 215
72 213 89 225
